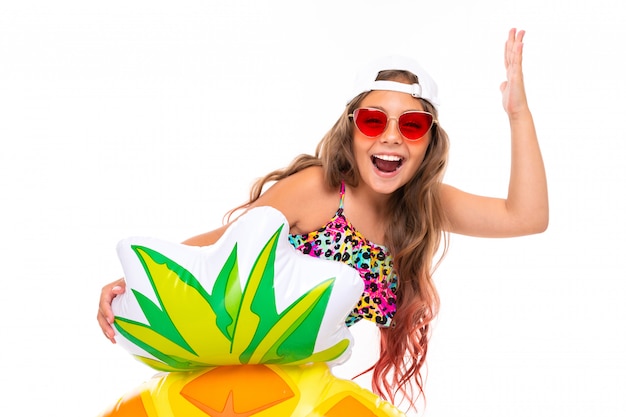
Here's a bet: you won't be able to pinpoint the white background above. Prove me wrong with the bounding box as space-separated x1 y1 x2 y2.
1 1 624 416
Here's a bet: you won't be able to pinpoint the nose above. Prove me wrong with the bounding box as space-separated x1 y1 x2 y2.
380 118 402 144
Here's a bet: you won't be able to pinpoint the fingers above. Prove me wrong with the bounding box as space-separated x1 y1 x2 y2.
505 28 525 69
97 278 126 343
98 312 116 343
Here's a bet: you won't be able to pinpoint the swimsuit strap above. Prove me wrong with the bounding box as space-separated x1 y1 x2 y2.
339 181 346 209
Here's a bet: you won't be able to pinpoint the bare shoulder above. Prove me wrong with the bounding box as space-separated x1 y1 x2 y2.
250 166 340 234
439 183 460 205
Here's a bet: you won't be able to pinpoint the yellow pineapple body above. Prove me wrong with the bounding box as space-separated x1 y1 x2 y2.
99 363 406 417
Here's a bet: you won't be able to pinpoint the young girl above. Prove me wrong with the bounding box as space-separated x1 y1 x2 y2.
97 28 548 408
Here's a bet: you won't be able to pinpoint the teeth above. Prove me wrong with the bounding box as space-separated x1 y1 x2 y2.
373 154 402 161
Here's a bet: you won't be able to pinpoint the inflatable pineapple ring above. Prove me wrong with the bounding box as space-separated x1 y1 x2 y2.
100 207 406 416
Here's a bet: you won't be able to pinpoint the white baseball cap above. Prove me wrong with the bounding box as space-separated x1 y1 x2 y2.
349 55 439 109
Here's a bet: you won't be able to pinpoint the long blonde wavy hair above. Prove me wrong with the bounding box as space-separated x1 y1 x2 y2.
230 70 450 409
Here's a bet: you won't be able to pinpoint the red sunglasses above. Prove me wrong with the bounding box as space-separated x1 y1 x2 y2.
349 107 436 141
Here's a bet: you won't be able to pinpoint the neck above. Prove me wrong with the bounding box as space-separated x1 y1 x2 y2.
343 183 391 244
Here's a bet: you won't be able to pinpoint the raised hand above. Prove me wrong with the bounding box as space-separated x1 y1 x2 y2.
500 28 529 117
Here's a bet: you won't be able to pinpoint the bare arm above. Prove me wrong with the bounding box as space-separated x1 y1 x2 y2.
442 29 548 238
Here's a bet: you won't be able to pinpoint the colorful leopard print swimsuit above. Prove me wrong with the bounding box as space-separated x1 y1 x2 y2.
288 182 397 327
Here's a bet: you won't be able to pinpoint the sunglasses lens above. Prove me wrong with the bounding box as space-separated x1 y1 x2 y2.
398 112 433 140
353 108 387 137
353 108 434 140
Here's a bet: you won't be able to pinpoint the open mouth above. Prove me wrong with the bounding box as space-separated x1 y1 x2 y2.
371 154 403 173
